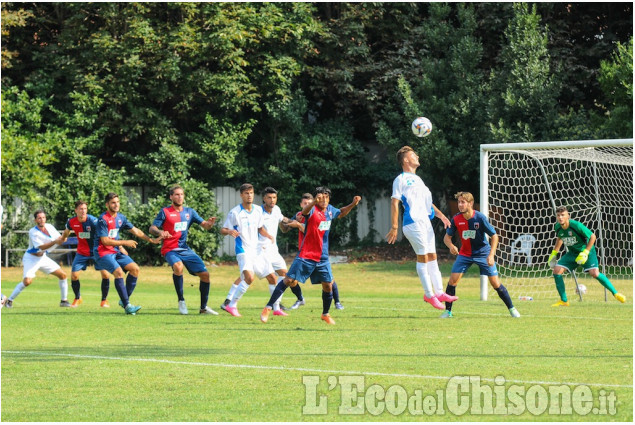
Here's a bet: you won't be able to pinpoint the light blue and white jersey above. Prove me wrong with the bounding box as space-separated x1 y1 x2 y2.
391 172 432 227
258 205 284 251
223 204 265 256
26 223 61 254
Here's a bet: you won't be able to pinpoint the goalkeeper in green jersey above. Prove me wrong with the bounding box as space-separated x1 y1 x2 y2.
548 206 626 306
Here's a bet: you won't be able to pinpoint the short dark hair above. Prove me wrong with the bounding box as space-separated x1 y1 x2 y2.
239 183 254 194
396 145 415 165
314 186 332 197
74 200 88 209
262 187 277 196
169 185 184 196
556 206 569 214
301 193 314 201
105 192 119 203
33 209 46 219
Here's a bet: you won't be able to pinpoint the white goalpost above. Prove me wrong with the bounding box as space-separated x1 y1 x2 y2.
479 139 633 301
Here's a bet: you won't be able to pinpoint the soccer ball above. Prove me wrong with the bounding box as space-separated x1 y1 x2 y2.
411 117 432 137
575 284 587 295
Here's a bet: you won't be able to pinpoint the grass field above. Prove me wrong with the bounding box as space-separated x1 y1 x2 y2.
1 261 632 421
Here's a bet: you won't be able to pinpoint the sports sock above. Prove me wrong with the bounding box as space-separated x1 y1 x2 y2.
445 284 456 311
269 282 283 310
114 277 129 306
267 280 289 308
495 284 514 309
199 281 210 310
101 278 110 300
596 273 617 295
59 279 68 301
426 260 444 295
229 280 249 308
71 280 81 299
553 274 567 302
126 275 138 297
290 282 304 301
225 283 239 302
416 262 434 297
9 282 26 301
332 281 340 303
173 274 185 301
322 290 333 315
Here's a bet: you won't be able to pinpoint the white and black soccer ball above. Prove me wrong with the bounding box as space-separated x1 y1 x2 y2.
411 117 432 138
575 284 587 295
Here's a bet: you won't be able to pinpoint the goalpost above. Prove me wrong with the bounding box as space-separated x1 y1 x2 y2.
479 139 633 301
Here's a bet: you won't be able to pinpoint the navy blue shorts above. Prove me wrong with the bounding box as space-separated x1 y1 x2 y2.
287 257 333 285
165 249 207 275
451 254 498 276
96 252 135 274
71 253 103 272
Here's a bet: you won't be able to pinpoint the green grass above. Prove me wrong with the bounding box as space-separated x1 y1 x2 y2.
1 262 632 421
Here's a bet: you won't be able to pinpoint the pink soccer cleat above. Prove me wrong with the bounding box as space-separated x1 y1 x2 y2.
273 309 288 316
260 307 271 323
223 306 242 317
423 294 445 310
436 292 458 303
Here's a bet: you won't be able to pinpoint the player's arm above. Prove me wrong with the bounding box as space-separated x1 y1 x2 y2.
487 234 499 266
548 238 564 267
302 197 318 216
386 198 401 244
221 227 239 238
129 227 162 245
432 204 451 229
280 218 304 233
259 226 274 243
100 236 138 249
443 233 459 256
199 216 217 231
338 196 362 218
149 224 172 239
575 232 596 264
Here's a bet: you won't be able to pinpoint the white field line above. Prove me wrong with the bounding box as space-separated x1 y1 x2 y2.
2 350 632 389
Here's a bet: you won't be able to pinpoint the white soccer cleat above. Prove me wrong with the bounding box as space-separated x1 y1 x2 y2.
509 307 521 318
178 300 188 315
199 306 219 315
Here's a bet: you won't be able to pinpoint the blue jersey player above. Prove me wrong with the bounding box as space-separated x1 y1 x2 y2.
442 192 520 318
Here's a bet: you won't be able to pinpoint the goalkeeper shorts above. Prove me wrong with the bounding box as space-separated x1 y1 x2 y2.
557 249 599 272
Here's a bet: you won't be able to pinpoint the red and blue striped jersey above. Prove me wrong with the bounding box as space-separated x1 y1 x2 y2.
447 210 496 257
65 214 99 257
298 205 341 262
96 212 134 257
152 206 204 256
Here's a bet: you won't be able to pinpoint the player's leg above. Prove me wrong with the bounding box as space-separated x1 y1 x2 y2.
70 254 90 307
222 276 241 311
333 281 343 309
320 280 335 324
404 224 442 309
120 255 139 299
8 254 40 306
262 258 310 322
441 272 463 318
50 266 70 307
266 273 287 316
552 252 578 306
485 269 519 317
165 251 188 314
99 254 140 314
180 249 218 315
584 251 626 303
99 269 111 307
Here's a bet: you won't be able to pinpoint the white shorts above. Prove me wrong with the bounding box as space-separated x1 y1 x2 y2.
22 253 60 278
403 221 436 255
236 252 274 280
261 246 287 271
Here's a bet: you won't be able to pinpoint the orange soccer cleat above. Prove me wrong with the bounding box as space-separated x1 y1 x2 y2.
321 314 336 325
100 299 110 308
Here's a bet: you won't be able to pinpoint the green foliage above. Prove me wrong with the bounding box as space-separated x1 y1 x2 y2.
597 37 633 137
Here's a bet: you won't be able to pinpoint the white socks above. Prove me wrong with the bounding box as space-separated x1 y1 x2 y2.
59 279 68 301
426 260 444 296
226 283 239 301
9 282 26 301
229 280 249 308
416 262 434 297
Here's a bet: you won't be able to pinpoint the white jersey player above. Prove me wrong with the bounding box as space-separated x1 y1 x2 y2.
5 210 71 308
385 146 457 311
219 184 275 317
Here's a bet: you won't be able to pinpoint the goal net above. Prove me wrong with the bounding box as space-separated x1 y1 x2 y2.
479 139 633 301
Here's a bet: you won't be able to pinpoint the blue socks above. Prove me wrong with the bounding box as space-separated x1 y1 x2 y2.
71 280 81 299
114 277 129 306
445 284 456 311
290 282 303 301
101 278 110 301
322 290 333 315
495 284 513 309
332 281 340 304
126 275 138 297
267 280 288 308
173 274 185 301
199 281 210 310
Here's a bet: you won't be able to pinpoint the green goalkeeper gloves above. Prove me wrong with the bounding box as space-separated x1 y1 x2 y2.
548 250 559 267
575 249 589 265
